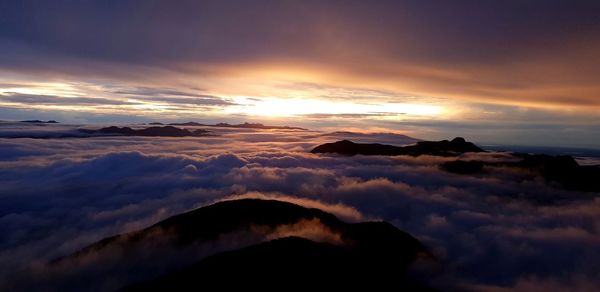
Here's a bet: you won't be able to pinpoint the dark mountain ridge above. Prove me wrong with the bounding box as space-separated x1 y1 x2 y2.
20 120 59 123
443 154 600 192
312 138 599 192
79 126 210 137
48 199 434 291
311 137 484 157
168 121 307 130
124 235 436 291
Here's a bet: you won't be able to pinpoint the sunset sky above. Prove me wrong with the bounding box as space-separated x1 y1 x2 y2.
3 2 600 290
1 0 599 147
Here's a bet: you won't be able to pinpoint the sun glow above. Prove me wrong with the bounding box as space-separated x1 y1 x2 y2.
225 97 442 117
0 76 447 119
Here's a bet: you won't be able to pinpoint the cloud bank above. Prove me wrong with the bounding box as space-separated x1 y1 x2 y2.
0 126 599 290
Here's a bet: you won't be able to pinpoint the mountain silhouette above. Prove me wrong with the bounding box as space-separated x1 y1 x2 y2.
79 126 210 137
510 154 600 192
124 235 436 291
20 119 58 123
440 154 600 192
311 137 484 157
51 199 434 291
168 121 307 130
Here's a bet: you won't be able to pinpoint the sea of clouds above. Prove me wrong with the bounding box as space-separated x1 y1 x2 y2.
0 123 599 291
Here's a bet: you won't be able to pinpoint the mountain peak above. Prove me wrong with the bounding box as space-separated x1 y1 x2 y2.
451 137 466 143
312 138 484 157
53 199 433 291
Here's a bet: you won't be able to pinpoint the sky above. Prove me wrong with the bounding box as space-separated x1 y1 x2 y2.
0 0 599 147
2 3 600 290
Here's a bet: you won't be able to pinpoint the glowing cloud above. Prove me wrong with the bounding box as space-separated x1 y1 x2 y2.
226 97 442 118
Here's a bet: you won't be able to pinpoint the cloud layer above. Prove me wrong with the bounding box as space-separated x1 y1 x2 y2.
0 126 599 290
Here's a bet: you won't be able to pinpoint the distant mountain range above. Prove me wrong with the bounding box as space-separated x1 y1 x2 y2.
19 120 59 123
442 153 600 192
50 199 434 291
165 121 307 130
311 138 599 192
0 121 305 138
79 126 211 137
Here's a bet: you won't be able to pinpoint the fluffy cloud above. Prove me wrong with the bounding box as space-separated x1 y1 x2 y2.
0 125 599 290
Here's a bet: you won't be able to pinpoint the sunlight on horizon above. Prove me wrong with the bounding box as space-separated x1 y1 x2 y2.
225 97 443 118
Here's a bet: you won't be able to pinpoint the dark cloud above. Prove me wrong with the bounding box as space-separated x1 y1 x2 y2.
109 87 210 98
0 86 236 114
107 86 237 106
0 126 599 290
1 0 598 65
0 92 134 106
140 96 235 106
